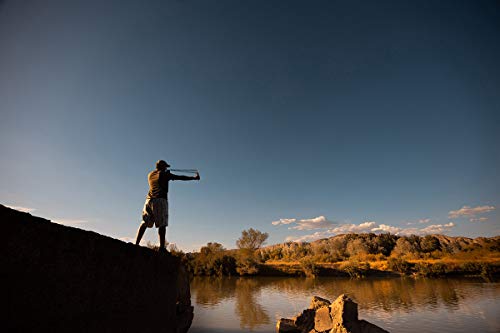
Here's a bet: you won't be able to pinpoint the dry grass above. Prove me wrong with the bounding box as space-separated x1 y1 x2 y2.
264 255 500 273
264 260 300 266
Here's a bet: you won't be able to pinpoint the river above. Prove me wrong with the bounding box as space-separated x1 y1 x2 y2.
189 276 499 333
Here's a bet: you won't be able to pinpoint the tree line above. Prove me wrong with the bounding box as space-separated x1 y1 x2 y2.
161 229 499 278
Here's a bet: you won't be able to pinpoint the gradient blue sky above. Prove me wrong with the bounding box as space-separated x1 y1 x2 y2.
1 0 499 251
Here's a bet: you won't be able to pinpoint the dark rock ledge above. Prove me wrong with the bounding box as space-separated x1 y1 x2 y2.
1 204 193 333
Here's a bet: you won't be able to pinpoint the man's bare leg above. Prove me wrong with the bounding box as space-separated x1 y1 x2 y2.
135 222 148 245
159 226 167 250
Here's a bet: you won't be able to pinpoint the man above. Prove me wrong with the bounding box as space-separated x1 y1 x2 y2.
135 160 200 251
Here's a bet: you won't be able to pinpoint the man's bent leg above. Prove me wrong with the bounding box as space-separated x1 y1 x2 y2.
135 222 148 245
159 226 166 250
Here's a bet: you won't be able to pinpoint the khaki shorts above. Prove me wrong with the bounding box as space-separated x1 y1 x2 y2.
142 198 168 228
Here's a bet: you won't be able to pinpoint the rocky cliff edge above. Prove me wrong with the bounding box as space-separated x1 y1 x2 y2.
1 204 193 333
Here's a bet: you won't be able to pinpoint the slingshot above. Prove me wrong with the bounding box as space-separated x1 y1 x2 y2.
169 169 199 174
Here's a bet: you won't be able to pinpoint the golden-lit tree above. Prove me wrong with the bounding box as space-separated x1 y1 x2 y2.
236 228 269 250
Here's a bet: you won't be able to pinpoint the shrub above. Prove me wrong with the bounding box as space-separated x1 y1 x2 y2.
340 261 370 278
480 262 497 281
414 262 431 277
188 242 238 276
458 262 498 280
312 253 341 263
414 262 446 277
431 262 447 276
376 233 398 256
300 258 319 278
213 255 237 276
387 258 412 274
391 238 415 257
236 255 260 275
346 239 369 257
460 262 482 274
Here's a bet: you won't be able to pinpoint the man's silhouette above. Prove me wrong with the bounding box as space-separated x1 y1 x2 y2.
135 160 200 251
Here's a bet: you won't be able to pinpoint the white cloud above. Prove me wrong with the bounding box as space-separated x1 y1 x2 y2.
469 217 488 223
5 205 36 213
396 223 455 236
418 222 455 234
286 231 329 242
448 205 495 219
285 220 457 242
418 218 431 224
397 227 419 235
271 218 296 226
285 221 376 242
272 216 335 230
328 221 376 234
371 224 402 234
289 216 336 230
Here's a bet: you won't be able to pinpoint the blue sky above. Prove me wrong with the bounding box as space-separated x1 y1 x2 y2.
1 0 499 251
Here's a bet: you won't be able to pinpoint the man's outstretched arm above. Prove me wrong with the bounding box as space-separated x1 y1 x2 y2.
169 172 200 181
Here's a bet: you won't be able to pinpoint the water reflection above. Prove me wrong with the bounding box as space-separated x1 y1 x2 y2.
190 277 499 333
192 277 235 306
234 279 271 330
191 277 270 330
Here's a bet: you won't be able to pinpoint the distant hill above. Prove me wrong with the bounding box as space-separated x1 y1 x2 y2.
316 233 499 247
430 234 500 249
258 232 500 262
263 232 500 250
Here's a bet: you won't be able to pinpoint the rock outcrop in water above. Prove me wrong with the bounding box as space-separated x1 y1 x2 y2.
1 204 193 333
276 294 389 333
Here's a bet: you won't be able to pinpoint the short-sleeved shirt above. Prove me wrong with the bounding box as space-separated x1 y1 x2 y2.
146 169 190 199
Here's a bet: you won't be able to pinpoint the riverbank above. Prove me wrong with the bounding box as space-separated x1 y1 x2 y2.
167 232 500 280
168 245 499 280
173 250 500 280
259 259 499 280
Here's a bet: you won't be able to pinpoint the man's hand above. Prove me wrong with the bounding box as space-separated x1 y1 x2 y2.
195 172 200 181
